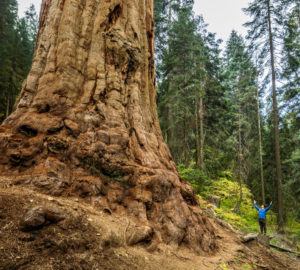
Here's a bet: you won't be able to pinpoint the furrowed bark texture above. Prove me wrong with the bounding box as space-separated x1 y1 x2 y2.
0 0 216 252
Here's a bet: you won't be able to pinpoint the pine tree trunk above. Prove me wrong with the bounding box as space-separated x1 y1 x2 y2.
0 0 216 252
5 87 10 118
195 100 200 167
234 101 243 213
166 0 174 159
255 81 265 205
183 73 188 165
195 61 205 171
267 0 284 233
5 72 14 118
199 96 204 170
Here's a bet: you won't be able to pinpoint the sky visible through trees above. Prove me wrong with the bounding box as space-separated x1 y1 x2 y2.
19 0 250 43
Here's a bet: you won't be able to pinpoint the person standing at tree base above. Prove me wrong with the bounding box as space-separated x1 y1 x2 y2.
254 200 272 234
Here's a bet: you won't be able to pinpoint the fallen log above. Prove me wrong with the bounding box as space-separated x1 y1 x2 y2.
241 233 300 257
241 233 258 243
241 233 269 246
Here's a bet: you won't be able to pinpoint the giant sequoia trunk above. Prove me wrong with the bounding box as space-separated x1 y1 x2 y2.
0 0 215 252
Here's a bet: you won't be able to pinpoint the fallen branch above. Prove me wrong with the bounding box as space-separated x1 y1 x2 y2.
241 233 270 247
269 243 300 257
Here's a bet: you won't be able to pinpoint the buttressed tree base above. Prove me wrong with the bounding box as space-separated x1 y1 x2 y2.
0 0 216 252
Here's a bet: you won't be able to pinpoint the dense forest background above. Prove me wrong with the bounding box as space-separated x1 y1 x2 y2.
154 0 299 235
0 0 37 121
0 0 299 236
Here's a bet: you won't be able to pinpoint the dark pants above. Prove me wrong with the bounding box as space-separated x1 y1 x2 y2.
259 218 266 234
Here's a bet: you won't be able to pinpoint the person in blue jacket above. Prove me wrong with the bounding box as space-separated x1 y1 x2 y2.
253 200 272 234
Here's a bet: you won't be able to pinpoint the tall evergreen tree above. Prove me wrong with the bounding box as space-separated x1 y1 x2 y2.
193 30 206 171
156 1 228 174
25 4 38 49
281 0 300 114
194 25 224 173
0 0 18 121
255 69 266 205
243 0 285 232
159 5 197 163
0 2 38 122
223 31 257 212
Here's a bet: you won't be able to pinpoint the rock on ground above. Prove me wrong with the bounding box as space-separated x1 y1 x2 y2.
0 182 299 270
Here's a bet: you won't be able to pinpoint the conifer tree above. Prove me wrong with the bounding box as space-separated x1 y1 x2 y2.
0 0 18 121
281 0 300 113
193 31 206 170
243 0 285 232
157 5 225 172
192 18 224 172
158 5 197 164
0 2 38 122
25 4 38 49
255 69 266 205
223 31 257 213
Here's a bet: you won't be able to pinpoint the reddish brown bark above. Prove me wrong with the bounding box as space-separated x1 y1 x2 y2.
0 0 216 252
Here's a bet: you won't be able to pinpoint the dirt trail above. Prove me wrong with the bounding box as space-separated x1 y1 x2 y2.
0 179 299 270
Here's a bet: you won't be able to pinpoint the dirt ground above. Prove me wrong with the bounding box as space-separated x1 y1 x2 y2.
0 178 299 270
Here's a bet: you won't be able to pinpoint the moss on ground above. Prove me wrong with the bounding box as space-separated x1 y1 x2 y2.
178 167 300 245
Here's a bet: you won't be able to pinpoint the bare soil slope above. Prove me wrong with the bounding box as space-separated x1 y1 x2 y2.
1 177 299 270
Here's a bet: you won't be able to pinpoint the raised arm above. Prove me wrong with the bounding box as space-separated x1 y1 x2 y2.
254 200 260 211
265 201 272 211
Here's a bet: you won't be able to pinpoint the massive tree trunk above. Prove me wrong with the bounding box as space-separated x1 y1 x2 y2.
0 0 216 252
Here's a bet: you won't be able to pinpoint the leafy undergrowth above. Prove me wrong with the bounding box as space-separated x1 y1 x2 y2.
178 166 300 250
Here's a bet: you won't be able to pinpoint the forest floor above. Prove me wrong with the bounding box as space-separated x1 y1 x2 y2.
0 177 299 270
